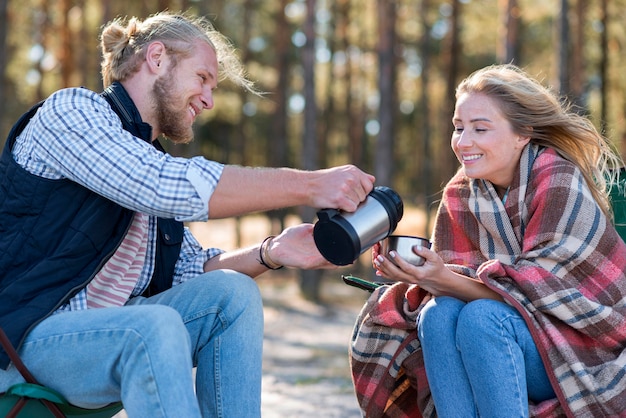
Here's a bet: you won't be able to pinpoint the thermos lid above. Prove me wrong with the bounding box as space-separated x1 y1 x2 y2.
313 208 360 266
369 186 403 231
313 186 404 266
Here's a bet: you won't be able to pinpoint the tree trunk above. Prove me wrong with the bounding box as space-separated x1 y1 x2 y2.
419 0 433 237
442 0 462 181
558 0 570 97
267 0 291 235
570 0 586 112
497 0 519 64
234 0 255 248
339 0 365 169
59 0 73 88
599 0 608 135
374 0 397 188
0 0 8 143
272 0 290 170
299 0 323 302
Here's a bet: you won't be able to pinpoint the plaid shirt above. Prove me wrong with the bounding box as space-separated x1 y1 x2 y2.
12 87 225 310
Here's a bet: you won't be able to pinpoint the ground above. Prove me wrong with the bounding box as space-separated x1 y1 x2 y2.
258 274 368 418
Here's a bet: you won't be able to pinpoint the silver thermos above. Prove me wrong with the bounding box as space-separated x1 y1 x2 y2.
313 186 403 266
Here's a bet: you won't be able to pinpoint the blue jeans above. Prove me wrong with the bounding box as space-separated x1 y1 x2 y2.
417 296 555 418
0 270 264 418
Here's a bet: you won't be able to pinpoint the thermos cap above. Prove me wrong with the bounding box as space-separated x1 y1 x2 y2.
369 186 404 227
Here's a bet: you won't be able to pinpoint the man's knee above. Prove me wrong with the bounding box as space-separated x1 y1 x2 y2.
128 305 189 345
193 270 263 312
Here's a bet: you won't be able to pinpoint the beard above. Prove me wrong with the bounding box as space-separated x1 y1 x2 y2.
152 75 195 144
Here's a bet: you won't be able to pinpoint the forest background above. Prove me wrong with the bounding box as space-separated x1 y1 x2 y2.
0 0 624 300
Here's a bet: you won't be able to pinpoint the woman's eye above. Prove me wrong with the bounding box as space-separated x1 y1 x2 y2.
454 127 464 133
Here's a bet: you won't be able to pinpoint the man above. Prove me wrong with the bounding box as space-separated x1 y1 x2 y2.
0 11 375 417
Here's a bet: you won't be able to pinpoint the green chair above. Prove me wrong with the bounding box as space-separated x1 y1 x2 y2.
609 167 626 242
0 328 123 418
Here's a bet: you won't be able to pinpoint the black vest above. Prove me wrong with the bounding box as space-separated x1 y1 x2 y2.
0 83 183 368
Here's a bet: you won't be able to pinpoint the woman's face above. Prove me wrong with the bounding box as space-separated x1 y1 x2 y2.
451 92 530 192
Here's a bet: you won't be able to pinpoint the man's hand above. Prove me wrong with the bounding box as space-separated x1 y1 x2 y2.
269 224 341 270
306 165 375 212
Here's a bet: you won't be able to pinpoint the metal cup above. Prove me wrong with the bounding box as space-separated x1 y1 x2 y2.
379 235 431 266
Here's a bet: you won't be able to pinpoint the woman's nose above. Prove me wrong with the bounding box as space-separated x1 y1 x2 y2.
455 131 472 148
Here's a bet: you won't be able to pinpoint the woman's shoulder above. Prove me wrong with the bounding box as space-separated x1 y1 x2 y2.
531 147 579 183
534 146 576 169
527 147 588 207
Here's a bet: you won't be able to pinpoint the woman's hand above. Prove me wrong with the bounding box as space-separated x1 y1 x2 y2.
373 244 449 296
372 244 503 302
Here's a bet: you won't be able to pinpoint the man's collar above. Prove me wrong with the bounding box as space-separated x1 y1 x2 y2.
101 82 153 142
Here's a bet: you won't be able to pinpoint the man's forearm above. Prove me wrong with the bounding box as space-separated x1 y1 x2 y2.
207 166 311 218
207 164 375 219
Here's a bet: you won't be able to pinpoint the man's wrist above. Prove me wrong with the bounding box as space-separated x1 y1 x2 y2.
258 236 283 270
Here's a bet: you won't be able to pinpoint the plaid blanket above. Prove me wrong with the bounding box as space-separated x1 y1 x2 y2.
350 144 626 417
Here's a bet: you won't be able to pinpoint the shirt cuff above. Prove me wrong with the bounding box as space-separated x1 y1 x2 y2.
175 159 224 222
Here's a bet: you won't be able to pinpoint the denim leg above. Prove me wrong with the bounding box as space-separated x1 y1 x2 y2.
417 296 478 418
456 299 555 418
0 304 202 417
0 270 263 418
129 270 264 418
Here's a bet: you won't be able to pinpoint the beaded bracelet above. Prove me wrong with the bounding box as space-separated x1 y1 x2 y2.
259 236 283 270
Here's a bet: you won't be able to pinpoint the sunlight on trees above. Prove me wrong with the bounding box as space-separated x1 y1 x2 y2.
1 0 625 222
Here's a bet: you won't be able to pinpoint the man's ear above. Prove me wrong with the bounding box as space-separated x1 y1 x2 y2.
145 41 166 73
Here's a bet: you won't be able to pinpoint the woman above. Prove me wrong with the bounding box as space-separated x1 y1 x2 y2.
350 64 626 417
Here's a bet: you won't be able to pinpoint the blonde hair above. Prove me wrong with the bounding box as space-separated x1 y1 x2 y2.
456 64 623 217
99 11 255 92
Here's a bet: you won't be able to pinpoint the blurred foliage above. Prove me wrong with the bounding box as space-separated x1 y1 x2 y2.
1 0 626 215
